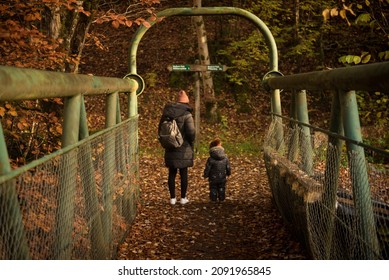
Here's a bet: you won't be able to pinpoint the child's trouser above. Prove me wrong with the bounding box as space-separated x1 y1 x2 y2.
209 182 226 201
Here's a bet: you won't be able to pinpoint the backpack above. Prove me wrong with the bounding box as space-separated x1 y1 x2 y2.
158 117 184 149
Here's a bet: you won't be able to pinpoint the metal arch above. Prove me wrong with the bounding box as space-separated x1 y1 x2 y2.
128 7 279 75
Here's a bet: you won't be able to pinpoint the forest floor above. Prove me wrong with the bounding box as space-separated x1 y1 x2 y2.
81 9 308 260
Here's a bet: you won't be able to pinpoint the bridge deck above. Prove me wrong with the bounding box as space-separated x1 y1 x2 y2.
117 155 307 260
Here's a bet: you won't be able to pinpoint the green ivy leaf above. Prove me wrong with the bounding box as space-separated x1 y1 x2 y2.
355 13 371 24
361 54 371 63
353 56 361 64
346 55 354 64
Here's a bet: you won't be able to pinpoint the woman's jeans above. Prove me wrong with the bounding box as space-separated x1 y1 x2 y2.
168 167 188 199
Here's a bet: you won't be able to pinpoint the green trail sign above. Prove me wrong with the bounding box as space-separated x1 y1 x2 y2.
171 64 191 71
168 64 228 72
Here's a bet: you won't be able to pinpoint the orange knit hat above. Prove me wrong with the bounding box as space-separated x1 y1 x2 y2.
177 90 189 103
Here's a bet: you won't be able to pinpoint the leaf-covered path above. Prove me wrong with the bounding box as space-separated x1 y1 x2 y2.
117 154 307 260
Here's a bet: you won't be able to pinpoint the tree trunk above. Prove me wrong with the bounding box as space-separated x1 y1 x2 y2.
193 0 218 123
294 0 303 72
49 5 61 40
63 7 81 73
294 0 300 43
194 71 201 153
47 1 94 73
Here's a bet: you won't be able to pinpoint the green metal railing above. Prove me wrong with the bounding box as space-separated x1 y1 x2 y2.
0 66 144 259
263 62 389 259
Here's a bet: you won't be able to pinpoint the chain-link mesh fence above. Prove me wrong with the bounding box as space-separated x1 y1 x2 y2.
264 119 389 259
0 117 139 260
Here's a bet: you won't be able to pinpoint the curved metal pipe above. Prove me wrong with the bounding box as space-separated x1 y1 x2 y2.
129 7 278 74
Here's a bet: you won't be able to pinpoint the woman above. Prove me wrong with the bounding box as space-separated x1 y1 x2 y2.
158 90 196 205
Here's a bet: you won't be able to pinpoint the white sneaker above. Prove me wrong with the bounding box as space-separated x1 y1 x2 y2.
170 198 176 205
180 198 189 205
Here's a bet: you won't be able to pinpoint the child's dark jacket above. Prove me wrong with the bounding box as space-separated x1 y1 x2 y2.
203 146 231 184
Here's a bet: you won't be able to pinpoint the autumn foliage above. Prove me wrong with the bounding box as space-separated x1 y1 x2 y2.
0 0 160 166
0 1 64 70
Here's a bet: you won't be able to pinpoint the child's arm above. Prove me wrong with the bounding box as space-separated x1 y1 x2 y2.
203 158 211 178
226 158 231 176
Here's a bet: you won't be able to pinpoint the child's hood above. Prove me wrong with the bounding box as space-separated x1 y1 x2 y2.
209 146 227 160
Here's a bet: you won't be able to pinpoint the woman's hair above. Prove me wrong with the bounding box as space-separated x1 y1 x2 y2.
209 138 221 149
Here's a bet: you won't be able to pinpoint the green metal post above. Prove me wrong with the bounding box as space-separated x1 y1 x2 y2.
116 96 122 123
106 92 118 128
288 92 299 162
125 89 138 220
101 92 118 248
0 124 30 259
116 93 126 181
78 98 107 259
54 94 81 259
271 88 283 150
114 95 126 218
340 90 379 259
322 90 344 259
62 95 82 147
128 85 138 118
296 90 313 175
0 124 11 176
79 98 89 140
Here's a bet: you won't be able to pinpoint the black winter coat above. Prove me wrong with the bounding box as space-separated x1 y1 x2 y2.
203 146 231 184
158 102 195 169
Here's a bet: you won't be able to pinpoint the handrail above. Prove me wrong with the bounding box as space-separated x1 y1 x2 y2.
0 66 140 101
262 61 389 259
263 61 389 92
0 65 143 259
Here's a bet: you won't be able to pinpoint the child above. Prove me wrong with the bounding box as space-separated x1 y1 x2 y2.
203 138 231 202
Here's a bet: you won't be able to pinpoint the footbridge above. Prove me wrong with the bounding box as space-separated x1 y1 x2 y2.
0 7 388 260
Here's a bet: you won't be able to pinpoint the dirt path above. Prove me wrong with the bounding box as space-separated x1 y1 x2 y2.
117 155 307 260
